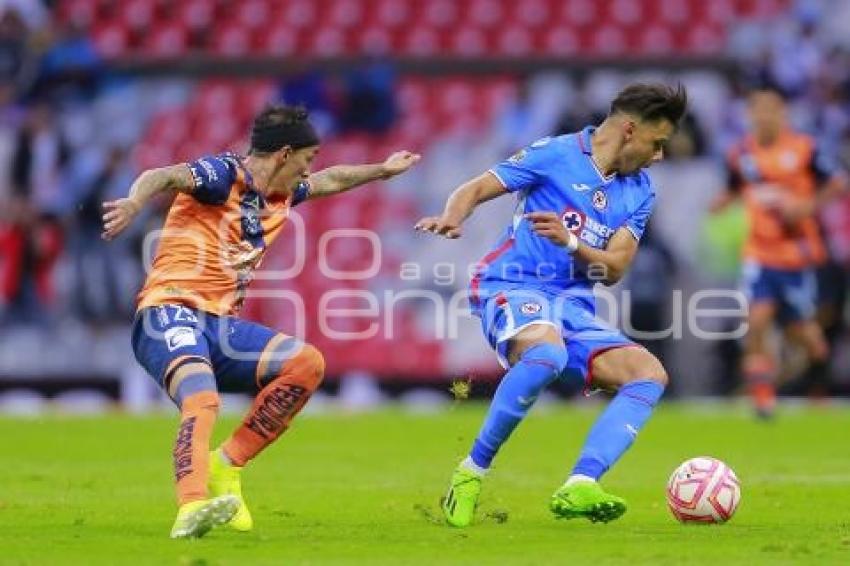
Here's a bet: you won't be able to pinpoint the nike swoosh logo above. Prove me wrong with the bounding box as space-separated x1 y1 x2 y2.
572 183 593 192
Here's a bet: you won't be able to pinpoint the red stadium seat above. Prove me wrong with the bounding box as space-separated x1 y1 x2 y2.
91 22 131 58
211 22 252 57
607 0 643 27
495 25 535 57
560 0 599 27
510 0 552 29
280 0 318 28
465 0 504 29
328 0 364 29
117 0 156 33
238 80 276 114
310 27 349 57
144 24 190 58
543 27 582 56
449 25 490 58
401 27 444 57
636 24 676 56
258 26 301 56
374 0 411 28
235 0 271 31
588 24 629 56
177 0 215 31
195 81 238 114
358 26 394 56
683 23 726 54
421 0 459 29
58 0 99 28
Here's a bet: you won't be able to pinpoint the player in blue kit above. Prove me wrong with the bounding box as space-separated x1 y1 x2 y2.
416 83 688 526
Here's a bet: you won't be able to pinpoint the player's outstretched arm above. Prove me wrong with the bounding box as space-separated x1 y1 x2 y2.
415 172 508 239
102 164 194 241
525 212 638 285
307 150 420 199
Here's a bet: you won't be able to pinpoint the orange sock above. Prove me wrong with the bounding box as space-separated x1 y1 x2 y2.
174 390 220 505
222 344 325 467
743 355 776 412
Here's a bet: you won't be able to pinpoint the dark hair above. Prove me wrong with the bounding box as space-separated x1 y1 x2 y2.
609 83 688 125
249 104 319 154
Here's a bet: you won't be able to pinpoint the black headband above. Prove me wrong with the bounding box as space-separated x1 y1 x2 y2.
250 120 320 153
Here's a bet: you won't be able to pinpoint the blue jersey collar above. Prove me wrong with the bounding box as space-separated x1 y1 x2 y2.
578 126 616 185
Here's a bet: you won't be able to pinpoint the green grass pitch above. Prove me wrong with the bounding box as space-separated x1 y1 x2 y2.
2 402 849 565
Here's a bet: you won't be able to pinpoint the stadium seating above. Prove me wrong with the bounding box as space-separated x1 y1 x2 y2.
67 0 788 60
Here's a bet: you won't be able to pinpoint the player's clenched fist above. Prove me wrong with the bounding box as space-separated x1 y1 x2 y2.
525 211 571 247
102 198 141 240
414 216 462 239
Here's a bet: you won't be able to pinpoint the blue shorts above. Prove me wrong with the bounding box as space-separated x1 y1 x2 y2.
740 261 817 324
472 283 639 388
131 304 304 396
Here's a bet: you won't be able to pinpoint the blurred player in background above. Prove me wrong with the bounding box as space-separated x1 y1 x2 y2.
417 83 687 526
712 88 848 418
102 105 419 538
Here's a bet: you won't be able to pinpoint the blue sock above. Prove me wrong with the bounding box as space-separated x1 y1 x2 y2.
470 343 568 469
572 379 664 480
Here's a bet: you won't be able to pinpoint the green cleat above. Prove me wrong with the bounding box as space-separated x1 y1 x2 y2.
441 465 482 528
550 481 627 524
208 449 253 532
170 495 239 539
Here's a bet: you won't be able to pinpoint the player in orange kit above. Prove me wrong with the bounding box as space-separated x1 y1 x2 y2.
102 105 420 538
713 88 848 418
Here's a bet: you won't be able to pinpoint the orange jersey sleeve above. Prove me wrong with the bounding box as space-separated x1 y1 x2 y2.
137 153 302 316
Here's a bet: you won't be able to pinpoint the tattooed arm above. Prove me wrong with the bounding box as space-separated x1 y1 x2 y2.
306 150 420 199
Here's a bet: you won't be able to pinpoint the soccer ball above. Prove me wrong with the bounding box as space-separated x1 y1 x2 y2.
666 457 741 523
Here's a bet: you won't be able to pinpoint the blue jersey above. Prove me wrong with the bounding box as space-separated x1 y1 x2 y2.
471 126 656 304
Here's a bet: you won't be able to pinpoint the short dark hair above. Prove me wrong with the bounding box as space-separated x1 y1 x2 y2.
609 83 688 125
249 104 318 154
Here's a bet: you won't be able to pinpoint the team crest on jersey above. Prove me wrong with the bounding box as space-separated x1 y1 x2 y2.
561 208 585 233
243 212 262 236
520 302 542 315
780 150 798 171
592 189 608 210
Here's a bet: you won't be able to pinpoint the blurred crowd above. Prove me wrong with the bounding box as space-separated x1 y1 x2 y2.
1 0 850 394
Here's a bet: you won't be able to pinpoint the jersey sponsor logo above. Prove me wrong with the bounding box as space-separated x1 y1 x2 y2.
243 211 262 237
164 326 197 351
580 215 615 247
508 148 527 163
517 395 537 407
561 208 585 233
244 195 261 210
198 158 218 181
592 189 608 210
571 183 593 192
189 166 203 188
780 150 798 171
520 301 542 315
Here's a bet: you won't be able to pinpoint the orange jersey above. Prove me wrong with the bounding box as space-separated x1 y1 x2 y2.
137 153 310 316
727 130 831 270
